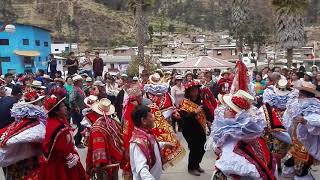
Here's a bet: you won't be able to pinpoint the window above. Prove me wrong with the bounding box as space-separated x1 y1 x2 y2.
39 57 41 61
44 41 48 47
23 39 29 45
0 39 9 45
65 47 69 52
110 63 115 69
55 49 59 52
35 40 40 46
231 50 236 56
217 50 222 56
0 57 11 62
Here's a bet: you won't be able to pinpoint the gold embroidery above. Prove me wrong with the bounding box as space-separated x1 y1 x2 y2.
180 99 207 132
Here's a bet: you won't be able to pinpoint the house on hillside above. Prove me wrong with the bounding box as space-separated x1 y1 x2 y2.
0 23 51 74
207 45 238 61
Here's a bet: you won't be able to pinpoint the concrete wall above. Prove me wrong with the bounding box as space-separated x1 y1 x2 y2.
0 23 51 74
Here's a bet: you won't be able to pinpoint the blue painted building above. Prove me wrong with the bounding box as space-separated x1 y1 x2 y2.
0 23 51 74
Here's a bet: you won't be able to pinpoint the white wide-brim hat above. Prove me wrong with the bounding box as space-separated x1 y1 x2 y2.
274 79 291 96
294 81 320 97
91 98 115 116
84 95 98 107
31 80 46 89
223 95 242 113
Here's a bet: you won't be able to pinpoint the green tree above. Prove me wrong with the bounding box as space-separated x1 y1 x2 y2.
230 0 250 52
128 0 154 73
168 24 175 34
272 0 310 68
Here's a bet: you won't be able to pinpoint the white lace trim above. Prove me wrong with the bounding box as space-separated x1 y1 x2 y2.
6 123 46 145
215 140 261 179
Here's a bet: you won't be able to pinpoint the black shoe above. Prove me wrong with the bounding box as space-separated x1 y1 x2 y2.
196 167 205 173
76 144 86 149
188 169 201 176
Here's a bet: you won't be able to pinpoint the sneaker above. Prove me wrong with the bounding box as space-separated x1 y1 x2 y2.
188 169 201 176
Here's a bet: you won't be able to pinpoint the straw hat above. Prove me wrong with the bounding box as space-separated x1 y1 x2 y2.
86 77 93 82
221 70 230 76
175 75 183 80
91 98 115 116
185 71 193 77
164 71 171 75
72 75 83 82
31 80 46 89
84 95 98 107
223 90 254 113
149 73 161 84
93 81 105 87
54 78 65 84
274 79 291 96
294 81 320 96
80 73 89 78
43 95 66 113
133 76 139 81
43 74 52 80
305 72 313 77
22 91 45 104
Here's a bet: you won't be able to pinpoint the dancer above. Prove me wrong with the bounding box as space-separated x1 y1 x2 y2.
144 77 186 169
0 91 46 179
40 95 86 180
261 79 297 173
86 98 124 180
282 81 320 179
179 81 213 176
211 90 276 179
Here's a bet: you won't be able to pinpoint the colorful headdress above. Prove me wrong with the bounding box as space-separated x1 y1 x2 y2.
23 90 45 104
43 95 66 113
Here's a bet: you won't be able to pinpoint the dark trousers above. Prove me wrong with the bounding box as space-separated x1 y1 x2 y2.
182 128 206 170
71 110 84 146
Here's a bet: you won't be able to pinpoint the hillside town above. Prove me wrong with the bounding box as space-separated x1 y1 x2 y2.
1 0 320 180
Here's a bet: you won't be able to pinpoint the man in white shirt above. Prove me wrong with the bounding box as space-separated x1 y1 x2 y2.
80 51 93 77
130 105 169 180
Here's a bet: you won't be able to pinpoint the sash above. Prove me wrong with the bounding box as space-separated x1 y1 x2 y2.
130 127 157 169
262 104 286 132
149 103 186 168
289 123 312 164
180 99 207 133
234 138 275 180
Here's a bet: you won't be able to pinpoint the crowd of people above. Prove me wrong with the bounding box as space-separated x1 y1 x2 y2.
0 51 320 180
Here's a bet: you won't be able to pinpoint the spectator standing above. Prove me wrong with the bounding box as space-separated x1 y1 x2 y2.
69 75 86 148
93 52 104 78
65 52 79 76
105 76 119 104
48 54 57 79
80 51 93 77
64 77 73 107
4 73 15 90
290 72 302 87
252 73 266 96
0 85 22 129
